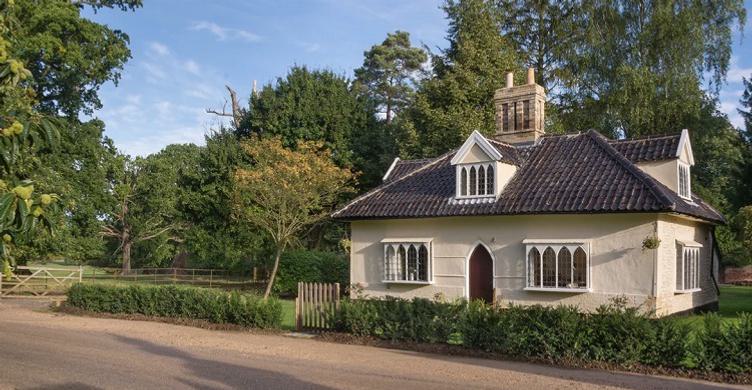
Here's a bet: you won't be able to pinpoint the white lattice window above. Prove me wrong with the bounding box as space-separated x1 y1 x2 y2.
382 240 432 283
524 241 589 292
678 163 691 199
456 163 495 198
676 241 701 292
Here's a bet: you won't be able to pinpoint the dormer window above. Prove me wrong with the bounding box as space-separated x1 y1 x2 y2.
678 162 691 199
458 163 495 197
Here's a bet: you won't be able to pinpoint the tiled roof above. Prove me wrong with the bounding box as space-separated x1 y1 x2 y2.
609 134 681 162
333 131 724 224
384 158 434 182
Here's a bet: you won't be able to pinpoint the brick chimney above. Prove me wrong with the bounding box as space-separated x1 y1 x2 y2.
493 68 545 146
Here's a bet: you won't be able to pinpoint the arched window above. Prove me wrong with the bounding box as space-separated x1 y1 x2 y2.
397 245 406 281
542 247 557 287
461 167 468 196
418 244 428 281
382 241 432 283
486 165 494 194
385 245 396 281
478 165 486 195
526 243 588 290
528 247 541 287
407 245 418 281
557 247 572 288
573 247 587 288
469 166 477 195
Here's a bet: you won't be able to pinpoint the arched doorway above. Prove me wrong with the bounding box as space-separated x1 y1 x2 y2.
468 245 494 302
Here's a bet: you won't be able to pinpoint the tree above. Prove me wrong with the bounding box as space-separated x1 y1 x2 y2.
404 0 520 157
496 0 581 94
554 0 746 138
240 66 374 168
354 31 427 124
0 2 63 274
101 156 179 272
233 137 354 299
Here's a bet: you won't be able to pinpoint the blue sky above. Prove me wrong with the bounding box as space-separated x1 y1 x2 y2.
84 0 752 156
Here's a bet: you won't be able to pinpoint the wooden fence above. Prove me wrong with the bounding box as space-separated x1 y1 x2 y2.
0 266 82 297
295 282 340 332
82 267 264 290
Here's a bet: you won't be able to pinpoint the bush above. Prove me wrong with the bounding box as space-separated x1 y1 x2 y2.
67 283 282 329
274 250 348 296
690 313 752 373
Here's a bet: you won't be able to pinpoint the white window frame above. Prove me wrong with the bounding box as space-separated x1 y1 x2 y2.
676 241 701 293
455 163 496 199
381 239 433 284
523 240 591 293
677 162 691 200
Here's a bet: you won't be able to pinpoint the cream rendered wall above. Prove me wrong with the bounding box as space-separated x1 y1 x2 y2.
463 144 493 163
654 215 718 316
636 160 679 193
350 213 662 313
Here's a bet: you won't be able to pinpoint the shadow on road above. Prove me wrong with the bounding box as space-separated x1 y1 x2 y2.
112 335 331 390
389 349 733 390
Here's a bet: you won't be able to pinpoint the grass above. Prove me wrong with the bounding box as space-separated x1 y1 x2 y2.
280 299 296 330
677 285 752 330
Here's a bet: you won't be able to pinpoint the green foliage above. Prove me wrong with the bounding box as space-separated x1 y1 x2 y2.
403 0 520 157
336 296 752 372
273 250 348 296
354 31 427 124
689 313 752 373
241 66 373 168
67 283 282 329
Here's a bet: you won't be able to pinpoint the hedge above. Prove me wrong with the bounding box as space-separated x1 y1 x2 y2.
67 283 282 329
274 250 348 296
337 296 752 373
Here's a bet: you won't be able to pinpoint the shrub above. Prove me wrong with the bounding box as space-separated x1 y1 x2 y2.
67 283 282 329
690 313 752 373
585 298 652 365
274 250 348 296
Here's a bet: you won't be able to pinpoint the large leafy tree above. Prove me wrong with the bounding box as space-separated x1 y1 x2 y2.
0 1 62 274
554 0 745 137
354 31 427 124
177 129 265 271
240 66 373 168
404 0 520 157
233 137 354 298
4 0 141 264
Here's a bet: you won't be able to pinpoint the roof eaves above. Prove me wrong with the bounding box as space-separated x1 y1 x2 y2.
332 150 455 219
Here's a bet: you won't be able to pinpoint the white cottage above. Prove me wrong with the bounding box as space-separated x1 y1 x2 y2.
333 69 723 316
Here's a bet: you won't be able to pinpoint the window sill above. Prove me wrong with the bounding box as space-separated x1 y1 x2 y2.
524 287 591 293
675 288 701 294
382 280 433 285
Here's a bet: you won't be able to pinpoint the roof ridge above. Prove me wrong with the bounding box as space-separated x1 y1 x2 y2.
331 150 455 218
609 132 681 143
586 130 676 209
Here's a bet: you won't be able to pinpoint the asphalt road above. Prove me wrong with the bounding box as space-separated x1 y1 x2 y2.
0 299 745 390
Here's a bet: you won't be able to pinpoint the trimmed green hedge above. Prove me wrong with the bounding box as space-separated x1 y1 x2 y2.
274 250 348 296
67 283 282 329
337 297 752 373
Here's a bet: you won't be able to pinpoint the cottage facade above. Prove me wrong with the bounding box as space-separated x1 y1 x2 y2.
333 70 723 316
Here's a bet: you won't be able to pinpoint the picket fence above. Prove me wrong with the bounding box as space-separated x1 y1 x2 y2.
295 282 340 331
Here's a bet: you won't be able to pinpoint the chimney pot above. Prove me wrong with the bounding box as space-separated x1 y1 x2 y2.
506 72 514 88
527 68 535 85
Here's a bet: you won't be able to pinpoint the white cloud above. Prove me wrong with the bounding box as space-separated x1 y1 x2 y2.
141 62 166 80
149 42 170 56
184 60 201 75
191 21 261 43
727 56 752 83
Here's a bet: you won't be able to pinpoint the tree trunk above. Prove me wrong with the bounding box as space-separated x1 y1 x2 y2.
122 230 132 274
263 246 283 300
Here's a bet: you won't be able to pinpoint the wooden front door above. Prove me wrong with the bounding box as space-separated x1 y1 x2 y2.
469 245 494 302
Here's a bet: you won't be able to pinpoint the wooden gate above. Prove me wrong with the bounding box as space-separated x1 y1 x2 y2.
0 266 82 297
295 282 340 331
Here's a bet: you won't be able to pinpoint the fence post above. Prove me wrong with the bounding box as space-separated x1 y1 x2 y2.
209 269 213 288
295 282 302 331
92 268 96 282
0 273 3 299
173 268 177 284
78 266 83 283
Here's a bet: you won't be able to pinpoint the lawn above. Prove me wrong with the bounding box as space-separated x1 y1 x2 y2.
280 299 296 330
676 285 752 330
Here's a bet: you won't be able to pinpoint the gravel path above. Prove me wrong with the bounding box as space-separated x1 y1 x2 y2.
0 299 745 390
